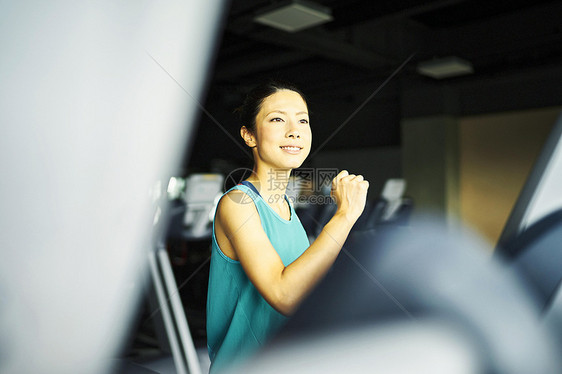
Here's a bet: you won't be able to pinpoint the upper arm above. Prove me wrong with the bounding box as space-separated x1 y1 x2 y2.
215 190 287 311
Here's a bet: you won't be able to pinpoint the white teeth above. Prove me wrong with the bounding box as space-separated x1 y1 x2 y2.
281 146 301 151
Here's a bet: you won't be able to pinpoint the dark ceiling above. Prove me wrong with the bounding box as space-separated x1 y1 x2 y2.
186 0 562 171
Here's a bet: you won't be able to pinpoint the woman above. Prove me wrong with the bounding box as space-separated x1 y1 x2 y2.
206 81 369 372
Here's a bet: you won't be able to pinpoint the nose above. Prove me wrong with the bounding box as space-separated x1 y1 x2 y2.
286 120 300 139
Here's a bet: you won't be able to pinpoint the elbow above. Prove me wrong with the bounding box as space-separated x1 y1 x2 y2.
270 288 299 317
276 301 297 317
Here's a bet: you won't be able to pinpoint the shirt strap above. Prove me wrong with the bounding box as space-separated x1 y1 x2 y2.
238 181 261 198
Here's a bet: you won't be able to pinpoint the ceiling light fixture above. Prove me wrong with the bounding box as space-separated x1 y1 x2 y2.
417 56 474 79
254 0 333 33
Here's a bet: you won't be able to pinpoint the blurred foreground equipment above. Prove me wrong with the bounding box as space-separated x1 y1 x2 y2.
244 219 562 374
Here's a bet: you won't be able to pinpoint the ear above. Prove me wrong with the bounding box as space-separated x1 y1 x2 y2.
240 126 256 148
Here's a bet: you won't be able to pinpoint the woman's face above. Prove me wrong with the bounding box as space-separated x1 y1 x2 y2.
244 89 312 170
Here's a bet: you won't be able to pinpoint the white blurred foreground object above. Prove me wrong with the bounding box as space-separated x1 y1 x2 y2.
236 320 481 374
0 1 224 373
497 112 562 248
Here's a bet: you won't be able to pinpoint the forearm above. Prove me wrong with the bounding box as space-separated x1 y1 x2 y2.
276 211 354 315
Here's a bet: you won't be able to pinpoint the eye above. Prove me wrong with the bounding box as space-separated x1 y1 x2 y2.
270 117 284 123
299 119 309 124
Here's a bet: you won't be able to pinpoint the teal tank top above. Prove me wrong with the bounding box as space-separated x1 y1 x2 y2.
206 183 310 373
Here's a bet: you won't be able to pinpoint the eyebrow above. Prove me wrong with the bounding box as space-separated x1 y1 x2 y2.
267 110 309 116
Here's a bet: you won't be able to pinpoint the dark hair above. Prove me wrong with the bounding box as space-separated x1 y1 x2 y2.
235 80 307 133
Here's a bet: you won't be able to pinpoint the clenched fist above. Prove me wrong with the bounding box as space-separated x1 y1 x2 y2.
330 170 369 224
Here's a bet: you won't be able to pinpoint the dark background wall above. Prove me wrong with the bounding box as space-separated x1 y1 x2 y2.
181 0 562 243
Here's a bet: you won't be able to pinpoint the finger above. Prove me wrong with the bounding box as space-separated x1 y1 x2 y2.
340 174 357 182
335 170 349 181
351 174 364 182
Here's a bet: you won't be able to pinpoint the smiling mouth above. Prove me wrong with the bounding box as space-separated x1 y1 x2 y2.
280 146 303 152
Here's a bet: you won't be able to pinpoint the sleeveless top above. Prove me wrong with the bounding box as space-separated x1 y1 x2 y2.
206 183 310 373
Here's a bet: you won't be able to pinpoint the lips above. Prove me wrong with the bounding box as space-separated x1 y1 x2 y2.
280 145 303 154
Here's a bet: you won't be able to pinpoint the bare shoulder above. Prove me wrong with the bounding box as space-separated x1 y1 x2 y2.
216 189 259 233
215 188 266 261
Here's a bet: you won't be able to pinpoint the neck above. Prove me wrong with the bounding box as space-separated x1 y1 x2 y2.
248 164 292 205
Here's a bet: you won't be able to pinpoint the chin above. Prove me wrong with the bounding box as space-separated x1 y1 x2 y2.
287 152 309 168
270 152 309 169
287 160 306 169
